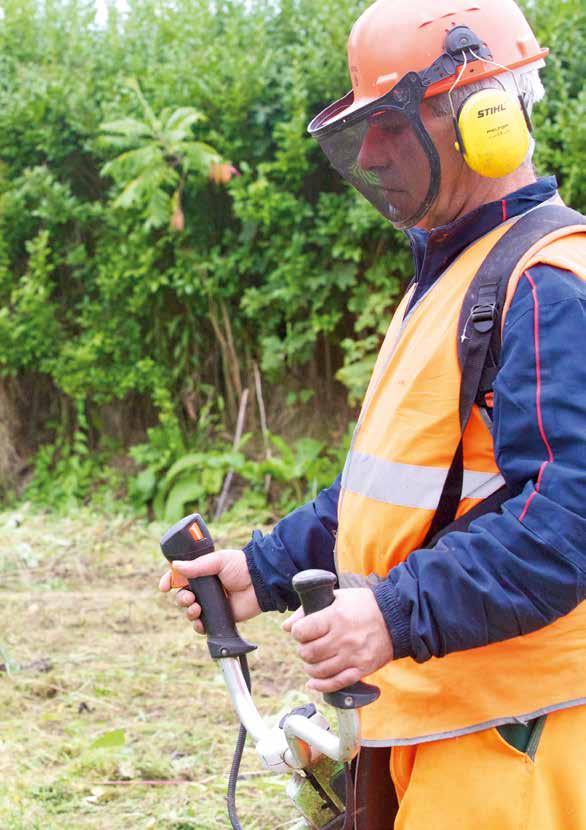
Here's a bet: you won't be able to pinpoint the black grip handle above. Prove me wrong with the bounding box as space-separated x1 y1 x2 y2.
161 513 256 660
293 569 380 710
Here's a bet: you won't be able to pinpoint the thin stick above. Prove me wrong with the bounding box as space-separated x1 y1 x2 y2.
221 301 243 399
98 780 196 787
208 300 237 420
253 361 272 495
98 770 277 787
214 388 249 520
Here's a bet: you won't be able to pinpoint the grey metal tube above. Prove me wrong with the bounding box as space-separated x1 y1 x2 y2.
284 709 360 763
220 658 361 765
219 658 272 744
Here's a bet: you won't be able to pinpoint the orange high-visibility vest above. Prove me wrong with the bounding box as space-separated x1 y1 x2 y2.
336 216 586 745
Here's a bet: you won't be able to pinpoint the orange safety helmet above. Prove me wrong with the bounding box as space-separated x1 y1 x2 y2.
308 0 548 228
347 0 547 114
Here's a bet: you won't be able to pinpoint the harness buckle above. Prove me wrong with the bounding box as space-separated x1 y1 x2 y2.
471 302 496 333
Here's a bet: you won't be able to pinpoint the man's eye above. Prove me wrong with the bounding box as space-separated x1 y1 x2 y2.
368 115 406 135
383 123 405 135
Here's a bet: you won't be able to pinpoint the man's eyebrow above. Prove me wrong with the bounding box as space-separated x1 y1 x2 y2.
367 108 403 124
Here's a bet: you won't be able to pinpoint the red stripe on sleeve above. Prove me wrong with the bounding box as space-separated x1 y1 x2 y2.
501 199 508 222
519 269 554 522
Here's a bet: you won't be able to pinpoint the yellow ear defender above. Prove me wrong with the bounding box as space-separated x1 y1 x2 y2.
453 87 532 178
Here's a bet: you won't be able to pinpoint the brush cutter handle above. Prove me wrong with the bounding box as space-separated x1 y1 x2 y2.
160 514 256 660
293 570 380 710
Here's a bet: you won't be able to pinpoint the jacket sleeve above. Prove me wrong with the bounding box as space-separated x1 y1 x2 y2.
243 475 340 612
374 264 586 662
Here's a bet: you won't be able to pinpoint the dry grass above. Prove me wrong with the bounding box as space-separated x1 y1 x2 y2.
0 508 316 829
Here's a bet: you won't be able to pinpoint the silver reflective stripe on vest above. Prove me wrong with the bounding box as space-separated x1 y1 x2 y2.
342 451 505 510
339 571 382 590
359 697 586 747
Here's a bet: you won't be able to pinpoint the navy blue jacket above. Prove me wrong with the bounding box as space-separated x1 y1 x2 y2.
244 177 586 663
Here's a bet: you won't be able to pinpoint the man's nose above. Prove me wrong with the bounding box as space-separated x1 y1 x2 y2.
357 125 389 171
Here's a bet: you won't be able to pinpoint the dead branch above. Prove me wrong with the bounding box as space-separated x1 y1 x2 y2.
214 388 249 520
253 361 272 495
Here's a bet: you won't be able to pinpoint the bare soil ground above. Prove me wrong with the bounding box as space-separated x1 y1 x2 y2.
0 509 316 829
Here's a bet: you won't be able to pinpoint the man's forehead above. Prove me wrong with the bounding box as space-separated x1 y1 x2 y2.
366 108 408 126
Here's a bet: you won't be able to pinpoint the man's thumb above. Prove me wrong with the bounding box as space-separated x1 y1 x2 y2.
172 552 222 579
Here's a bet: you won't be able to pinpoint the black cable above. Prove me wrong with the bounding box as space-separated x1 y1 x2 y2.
321 762 355 830
342 762 355 830
227 723 247 830
226 654 251 830
321 817 347 830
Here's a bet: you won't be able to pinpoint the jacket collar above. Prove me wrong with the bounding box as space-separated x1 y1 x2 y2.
405 177 558 304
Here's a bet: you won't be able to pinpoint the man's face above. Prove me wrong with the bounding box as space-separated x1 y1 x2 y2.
356 102 466 229
356 109 432 227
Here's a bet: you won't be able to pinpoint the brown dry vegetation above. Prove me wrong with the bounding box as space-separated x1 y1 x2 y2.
0 510 316 829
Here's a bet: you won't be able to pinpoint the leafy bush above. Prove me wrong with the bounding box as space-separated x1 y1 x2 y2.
0 0 582 512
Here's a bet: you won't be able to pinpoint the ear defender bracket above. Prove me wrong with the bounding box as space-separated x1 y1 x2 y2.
421 26 493 88
444 26 487 59
518 94 533 134
452 115 467 157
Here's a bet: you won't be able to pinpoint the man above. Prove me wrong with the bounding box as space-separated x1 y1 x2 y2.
161 1 586 826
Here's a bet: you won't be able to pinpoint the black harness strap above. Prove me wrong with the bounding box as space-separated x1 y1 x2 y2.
422 204 586 547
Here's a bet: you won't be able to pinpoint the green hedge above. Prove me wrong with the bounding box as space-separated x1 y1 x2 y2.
0 0 583 508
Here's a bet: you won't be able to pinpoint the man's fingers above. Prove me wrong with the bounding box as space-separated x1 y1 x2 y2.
302 653 347 679
298 634 337 665
172 553 223 580
160 569 189 592
185 602 202 622
192 619 205 635
176 589 195 608
307 667 362 694
290 611 330 643
159 570 173 592
282 607 305 632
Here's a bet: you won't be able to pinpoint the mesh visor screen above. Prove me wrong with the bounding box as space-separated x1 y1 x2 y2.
309 76 440 229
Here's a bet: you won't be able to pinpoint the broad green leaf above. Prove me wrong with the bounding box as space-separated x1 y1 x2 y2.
201 467 224 495
268 433 294 465
132 468 156 501
100 118 152 140
164 475 205 524
91 729 126 750
165 107 205 133
163 453 206 483
292 438 324 469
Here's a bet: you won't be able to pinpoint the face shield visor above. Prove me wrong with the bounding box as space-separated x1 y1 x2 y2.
309 72 439 230
308 27 500 230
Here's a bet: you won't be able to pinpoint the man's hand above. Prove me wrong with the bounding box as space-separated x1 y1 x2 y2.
159 549 261 634
282 588 393 693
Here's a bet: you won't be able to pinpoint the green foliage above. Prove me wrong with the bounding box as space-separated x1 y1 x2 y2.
90 729 126 750
151 441 253 523
262 434 325 500
520 0 586 208
259 423 355 512
125 417 355 522
0 0 582 513
100 79 221 230
24 400 126 513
